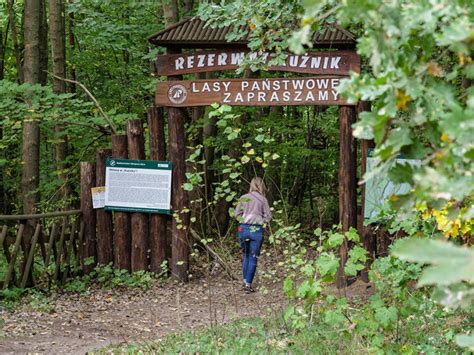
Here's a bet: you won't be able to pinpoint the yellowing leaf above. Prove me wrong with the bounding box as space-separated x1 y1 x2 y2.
395 89 411 110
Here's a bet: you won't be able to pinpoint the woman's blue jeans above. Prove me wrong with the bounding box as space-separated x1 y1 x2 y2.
238 224 263 284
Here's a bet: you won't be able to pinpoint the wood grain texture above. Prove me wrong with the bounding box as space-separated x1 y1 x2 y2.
96 148 114 266
156 76 354 107
111 134 131 271
80 162 97 273
156 50 360 76
336 106 358 289
147 107 168 274
126 120 149 272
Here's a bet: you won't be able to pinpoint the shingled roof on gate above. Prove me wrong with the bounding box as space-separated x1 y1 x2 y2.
148 17 356 49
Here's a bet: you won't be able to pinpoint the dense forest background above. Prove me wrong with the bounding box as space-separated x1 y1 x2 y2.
0 0 473 353
0 0 342 237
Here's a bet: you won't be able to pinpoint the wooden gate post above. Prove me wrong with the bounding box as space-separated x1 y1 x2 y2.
165 48 190 282
80 162 97 273
336 106 357 288
358 101 376 282
168 104 190 282
127 119 149 272
111 134 131 271
96 148 114 266
148 107 168 273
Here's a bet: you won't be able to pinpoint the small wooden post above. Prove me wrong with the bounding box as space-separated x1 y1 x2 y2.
127 119 149 272
148 107 168 273
358 101 376 282
80 162 97 273
111 134 131 271
96 148 114 265
336 106 358 289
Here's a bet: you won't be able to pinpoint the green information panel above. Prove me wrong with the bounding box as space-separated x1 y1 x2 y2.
105 159 172 214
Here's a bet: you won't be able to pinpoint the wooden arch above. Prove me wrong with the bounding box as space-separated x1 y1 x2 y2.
148 17 366 287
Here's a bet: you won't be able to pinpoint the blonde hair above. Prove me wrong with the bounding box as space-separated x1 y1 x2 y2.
249 177 266 196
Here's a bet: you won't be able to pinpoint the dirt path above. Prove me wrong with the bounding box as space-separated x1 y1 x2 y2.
0 270 287 354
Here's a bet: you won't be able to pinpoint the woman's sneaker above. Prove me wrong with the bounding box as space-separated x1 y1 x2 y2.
244 285 256 294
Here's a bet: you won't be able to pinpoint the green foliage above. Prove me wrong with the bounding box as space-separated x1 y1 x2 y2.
392 238 474 350
0 288 53 313
63 264 157 293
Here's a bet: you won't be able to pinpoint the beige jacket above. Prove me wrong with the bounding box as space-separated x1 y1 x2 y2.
234 192 272 225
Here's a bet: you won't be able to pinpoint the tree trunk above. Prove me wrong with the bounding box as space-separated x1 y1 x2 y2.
23 0 41 84
38 0 48 85
49 0 66 93
49 0 70 200
0 21 8 80
336 106 358 289
162 0 179 26
7 0 24 83
127 119 149 272
67 1 76 92
183 0 194 15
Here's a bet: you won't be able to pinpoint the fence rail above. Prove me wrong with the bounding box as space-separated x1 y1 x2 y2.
0 210 83 289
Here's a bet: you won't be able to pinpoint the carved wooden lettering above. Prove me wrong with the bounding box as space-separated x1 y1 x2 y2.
155 77 354 107
156 50 360 76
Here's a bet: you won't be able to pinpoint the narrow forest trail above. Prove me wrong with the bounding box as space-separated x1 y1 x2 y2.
0 267 287 354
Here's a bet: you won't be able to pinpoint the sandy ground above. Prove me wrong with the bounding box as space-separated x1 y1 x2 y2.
0 264 287 354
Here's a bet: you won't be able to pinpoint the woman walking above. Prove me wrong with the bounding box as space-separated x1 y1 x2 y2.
234 177 272 293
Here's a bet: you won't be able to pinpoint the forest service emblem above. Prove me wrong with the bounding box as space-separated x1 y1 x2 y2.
168 84 188 104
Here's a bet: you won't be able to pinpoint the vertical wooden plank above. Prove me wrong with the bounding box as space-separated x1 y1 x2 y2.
127 119 149 272
111 134 131 271
80 162 97 273
53 217 67 281
62 217 80 283
148 107 168 273
96 148 114 265
20 222 41 288
44 222 58 267
336 105 358 289
3 224 24 289
76 220 84 270
358 101 376 282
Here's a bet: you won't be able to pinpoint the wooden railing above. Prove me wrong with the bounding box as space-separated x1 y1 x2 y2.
0 210 83 289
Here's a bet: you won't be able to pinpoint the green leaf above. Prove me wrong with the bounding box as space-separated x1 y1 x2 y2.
183 183 194 191
392 238 474 285
455 334 474 351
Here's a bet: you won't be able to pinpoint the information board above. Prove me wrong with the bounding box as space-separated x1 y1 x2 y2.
105 159 172 214
364 156 420 222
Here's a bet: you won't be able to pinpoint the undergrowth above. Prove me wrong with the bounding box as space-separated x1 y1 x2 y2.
0 263 162 312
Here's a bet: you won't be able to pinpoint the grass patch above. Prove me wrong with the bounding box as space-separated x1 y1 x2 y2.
97 304 468 354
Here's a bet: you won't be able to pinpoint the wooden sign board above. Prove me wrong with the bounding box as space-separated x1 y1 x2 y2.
156 50 360 76
155 77 354 107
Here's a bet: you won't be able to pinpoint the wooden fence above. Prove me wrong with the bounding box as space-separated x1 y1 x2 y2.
78 108 170 275
0 210 83 289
